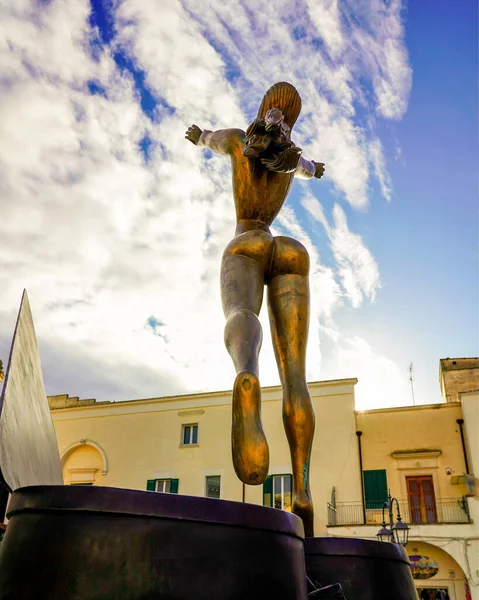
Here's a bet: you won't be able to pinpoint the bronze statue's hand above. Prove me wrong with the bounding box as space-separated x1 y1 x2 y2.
185 124 203 146
312 161 325 179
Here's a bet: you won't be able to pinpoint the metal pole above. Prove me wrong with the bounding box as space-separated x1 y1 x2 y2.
456 419 470 474
381 502 388 527
388 492 394 529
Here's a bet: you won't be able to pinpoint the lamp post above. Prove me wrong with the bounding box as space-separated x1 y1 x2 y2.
377 491 409 546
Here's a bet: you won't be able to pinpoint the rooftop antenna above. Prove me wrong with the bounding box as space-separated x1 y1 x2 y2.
409 362 416 405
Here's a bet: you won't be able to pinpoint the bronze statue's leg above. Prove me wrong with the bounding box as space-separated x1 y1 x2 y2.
221 231 273 486
267 236 315 536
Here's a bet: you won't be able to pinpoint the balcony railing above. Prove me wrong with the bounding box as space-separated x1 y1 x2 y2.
327 497 471 527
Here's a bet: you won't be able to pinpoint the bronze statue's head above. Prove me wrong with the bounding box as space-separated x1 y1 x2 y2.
243 82 303 174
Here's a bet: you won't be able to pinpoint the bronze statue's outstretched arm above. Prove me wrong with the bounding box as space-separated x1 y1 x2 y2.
295 157 325 180
186 125 245 156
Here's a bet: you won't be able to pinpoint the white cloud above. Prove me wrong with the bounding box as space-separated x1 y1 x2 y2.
369 137 392 202
0 0 411 408
305 0 345 60
115 0 244 127
302 195 380 308
330 204 380 307
298 192 400 409
345 0 412 120
331 336 412 410
174 0 411 207
0 0 237 398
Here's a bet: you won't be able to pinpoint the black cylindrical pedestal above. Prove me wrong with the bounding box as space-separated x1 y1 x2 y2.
0 485 308 600
304 537 417 600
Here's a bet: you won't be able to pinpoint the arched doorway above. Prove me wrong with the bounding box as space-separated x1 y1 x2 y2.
406 540 468 600
61 440 108 486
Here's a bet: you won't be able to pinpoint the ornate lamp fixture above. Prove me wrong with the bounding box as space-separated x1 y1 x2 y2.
377 491 409 546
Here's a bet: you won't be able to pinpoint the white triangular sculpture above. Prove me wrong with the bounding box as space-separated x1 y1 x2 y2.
0 290 63 490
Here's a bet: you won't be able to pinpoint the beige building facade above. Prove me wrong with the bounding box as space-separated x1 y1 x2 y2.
51 378 362 536
327 358 479 600
50 358 479 600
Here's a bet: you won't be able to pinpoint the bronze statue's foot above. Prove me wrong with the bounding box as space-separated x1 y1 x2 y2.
232 371 269 486
292 490 315 537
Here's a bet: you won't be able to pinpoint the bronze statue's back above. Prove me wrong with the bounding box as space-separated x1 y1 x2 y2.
230 143 294 227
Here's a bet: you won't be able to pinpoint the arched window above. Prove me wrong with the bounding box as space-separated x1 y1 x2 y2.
60 440 107 486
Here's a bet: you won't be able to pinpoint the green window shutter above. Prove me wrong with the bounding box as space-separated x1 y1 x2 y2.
170 479 179 494
263 475 272 507
363 470 388 509
146 479 156 491
285 475 293 511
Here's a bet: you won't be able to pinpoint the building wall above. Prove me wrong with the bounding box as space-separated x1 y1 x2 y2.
333 402 478 600
51 378 361 536
406 538 466 594
50 369 479 596
460 390 479 476
356 403 469 502
440 358 479 404
459 390 479 600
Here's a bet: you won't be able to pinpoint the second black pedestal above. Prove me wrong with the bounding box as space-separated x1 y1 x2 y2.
305 536 417 600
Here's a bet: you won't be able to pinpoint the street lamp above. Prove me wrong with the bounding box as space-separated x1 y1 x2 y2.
376 491 409 546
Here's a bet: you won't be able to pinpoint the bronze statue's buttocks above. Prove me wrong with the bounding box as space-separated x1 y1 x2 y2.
223 230 274 274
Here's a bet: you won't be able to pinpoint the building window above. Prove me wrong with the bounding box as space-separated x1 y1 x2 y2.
181 424 198 445
156 479 171 493
406 475 437 523
263 475 292 511
205 475 221 499
146 478 179 494
67 466 99 486
363 469 388 509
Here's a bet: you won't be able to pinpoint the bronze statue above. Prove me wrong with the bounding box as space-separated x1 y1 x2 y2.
186 82 325 536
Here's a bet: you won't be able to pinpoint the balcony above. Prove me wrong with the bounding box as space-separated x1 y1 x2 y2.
327 497 472 527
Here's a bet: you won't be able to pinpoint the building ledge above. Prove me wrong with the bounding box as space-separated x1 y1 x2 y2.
391 450 442 460
49 378 358 415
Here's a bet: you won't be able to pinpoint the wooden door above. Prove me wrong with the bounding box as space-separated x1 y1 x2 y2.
407 476 437 523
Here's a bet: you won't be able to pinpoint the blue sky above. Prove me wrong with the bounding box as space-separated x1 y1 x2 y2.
317 0 479 403
0 0 476 408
